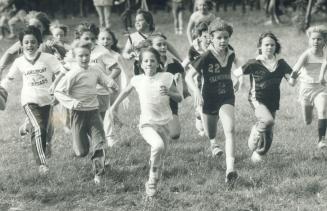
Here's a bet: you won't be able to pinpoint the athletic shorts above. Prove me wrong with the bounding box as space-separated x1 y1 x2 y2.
299 83 327 106
93 0 113 6
97 94 110 112
202 95 235 115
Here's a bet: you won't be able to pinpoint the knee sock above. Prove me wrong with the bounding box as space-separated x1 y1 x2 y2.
318 119 327 141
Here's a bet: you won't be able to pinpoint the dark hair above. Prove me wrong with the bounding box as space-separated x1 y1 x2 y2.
19 25 43 45
99 27 120 53
257 32 281 55
194 21 209 38
136 9 155 32
139 47 162 73
26 11 51 36
208 17 233 37
74 23 99 39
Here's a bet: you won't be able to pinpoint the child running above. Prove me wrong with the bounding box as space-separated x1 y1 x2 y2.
109 47 182 197
0 26 66 175
122 9 182 75
290 25 327 149
47 20 70 61
54 40 118 184
185 18 239 184
184 21 210 136
186 0 215 45
172 0 185 35
233 32 293 163
141 32 185 140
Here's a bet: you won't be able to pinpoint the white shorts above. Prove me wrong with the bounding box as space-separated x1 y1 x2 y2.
299 83 327 106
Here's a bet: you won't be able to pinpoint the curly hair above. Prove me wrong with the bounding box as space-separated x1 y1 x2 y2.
208 17 233 37
19 25 43 45
136 9 155 32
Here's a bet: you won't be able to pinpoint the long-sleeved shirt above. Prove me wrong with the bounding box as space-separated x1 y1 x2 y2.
54 63 118 111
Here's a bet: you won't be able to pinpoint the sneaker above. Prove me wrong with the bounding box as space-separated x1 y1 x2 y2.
145 180 158 197
211 145 223 157
248 126 260 151
38 165 49 175
251 151 263 163
94 175 101 185
318 140 327 149
225 170 238 184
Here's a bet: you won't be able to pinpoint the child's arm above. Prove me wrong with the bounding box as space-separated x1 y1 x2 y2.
185 65 203 106
54 74 81 109
0 59 19 90
110 83 134 112
0 41 21 78
319 60 327 85
232 56 244 92
122 37 135 60
160 81 182 103
98 70 119 93
289 53 307 86
186 14 196 45
107 64 121 80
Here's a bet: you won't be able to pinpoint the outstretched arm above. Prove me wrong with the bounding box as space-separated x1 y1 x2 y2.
185 65 203 106
319 61 327 85
110 83 134 112
289 53 306 86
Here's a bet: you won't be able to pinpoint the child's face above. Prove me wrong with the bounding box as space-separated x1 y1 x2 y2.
28 18 44 34
196 0 209 14
52 28 65 43
98 31 113 49
80 31 96 48
260 37 276 57
199 31 210 49
74 47 91 69
210 30 230 51
22 34 39 55
152 37 167 57
309 32 325 50
135 14 149 32
141 51 159 76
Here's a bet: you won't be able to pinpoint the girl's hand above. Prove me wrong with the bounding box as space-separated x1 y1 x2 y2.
288 78 296 86
74 100 82 109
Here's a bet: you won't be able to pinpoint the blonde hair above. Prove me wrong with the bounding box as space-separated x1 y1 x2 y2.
306 25 327 40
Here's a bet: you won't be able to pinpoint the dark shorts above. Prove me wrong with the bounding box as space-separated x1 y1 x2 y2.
202 95 235 115
170 99 178 115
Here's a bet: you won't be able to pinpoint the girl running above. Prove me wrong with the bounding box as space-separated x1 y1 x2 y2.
109 47 182 197
234 32 293 163
290 25 327 149
185 18 239 184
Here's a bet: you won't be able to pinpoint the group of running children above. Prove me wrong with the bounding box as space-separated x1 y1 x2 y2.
0 0 326 198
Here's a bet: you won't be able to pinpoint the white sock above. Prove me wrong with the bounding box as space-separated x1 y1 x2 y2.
226 156 235 173
210 138 218 147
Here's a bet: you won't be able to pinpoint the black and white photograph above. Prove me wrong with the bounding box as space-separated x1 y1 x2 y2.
0 0 327 210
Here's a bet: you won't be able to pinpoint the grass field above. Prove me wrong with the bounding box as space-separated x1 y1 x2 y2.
0 9 327 211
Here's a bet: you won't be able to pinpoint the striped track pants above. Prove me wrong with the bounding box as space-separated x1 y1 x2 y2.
23 103 52 166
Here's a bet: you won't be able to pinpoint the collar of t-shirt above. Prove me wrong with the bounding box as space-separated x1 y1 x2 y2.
208 44 233 67
256 55 280 72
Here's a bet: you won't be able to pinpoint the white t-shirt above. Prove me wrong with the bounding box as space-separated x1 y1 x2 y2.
7 52 64 106
299 49 326 83
131 72 174 125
